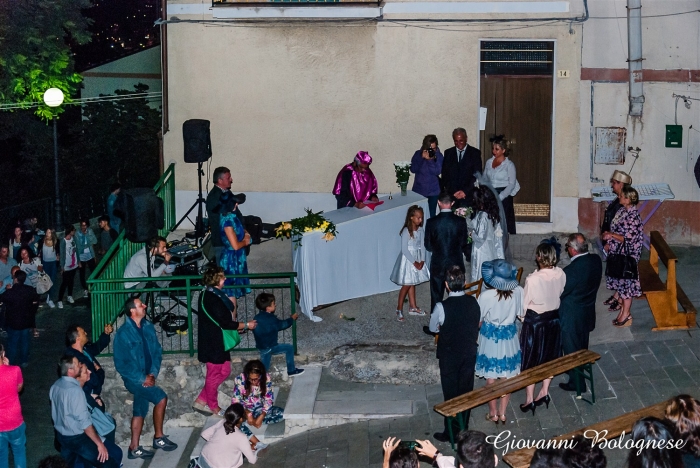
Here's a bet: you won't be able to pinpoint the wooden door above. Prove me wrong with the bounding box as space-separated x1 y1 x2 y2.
480 76 553 222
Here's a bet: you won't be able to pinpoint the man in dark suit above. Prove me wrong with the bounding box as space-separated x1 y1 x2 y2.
559 233 603 392
441 128 482 209
205 167 246 265
427 267 480 442
424 192 470 316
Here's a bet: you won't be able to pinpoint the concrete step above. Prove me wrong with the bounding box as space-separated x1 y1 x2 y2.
284 365 323 420
150 427 193 467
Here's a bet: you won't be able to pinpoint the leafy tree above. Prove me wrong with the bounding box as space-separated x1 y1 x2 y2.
0 0 92 120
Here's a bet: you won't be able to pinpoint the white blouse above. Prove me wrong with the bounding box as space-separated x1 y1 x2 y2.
483 156 518 200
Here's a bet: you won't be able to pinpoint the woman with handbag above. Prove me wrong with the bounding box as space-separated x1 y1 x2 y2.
193 266 257 418
601 186 643 328
17 246 43 289
38 228 59 308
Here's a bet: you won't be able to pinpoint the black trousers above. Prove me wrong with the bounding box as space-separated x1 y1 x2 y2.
562 328 590 387
439 355 476 434
429 271 446 315
79 258 97 290
58 269 78 300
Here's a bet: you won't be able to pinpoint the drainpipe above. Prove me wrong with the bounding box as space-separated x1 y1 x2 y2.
161 0 169 134
627 0 644 116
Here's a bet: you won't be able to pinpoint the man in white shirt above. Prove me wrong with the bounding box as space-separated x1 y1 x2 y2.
123 236 172 289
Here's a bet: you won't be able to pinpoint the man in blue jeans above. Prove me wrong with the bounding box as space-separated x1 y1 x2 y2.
252 293 304 376
114 298 178 459
50 355 122 468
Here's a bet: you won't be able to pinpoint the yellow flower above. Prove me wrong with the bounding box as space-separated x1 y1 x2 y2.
322 232 335 242
304 227 312 232
284 222 292 230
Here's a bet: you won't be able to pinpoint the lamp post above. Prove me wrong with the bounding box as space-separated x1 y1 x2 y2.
43 88 64 228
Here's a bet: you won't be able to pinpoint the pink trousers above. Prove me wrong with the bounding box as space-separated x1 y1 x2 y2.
197 362 232 410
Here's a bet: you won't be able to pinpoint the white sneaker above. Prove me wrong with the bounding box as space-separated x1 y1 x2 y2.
83 289 89 297
47 300 56 309
57 301 64 309
67 296 74 304
255 442 268 450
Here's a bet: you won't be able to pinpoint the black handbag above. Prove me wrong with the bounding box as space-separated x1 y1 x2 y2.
606 242 638 280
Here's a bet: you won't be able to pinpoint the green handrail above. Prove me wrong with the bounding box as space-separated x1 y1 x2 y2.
87 163 297 357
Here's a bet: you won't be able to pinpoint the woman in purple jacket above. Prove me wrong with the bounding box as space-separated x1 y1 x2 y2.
410 134 443 218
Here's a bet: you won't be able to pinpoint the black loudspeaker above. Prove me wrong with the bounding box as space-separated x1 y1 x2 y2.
183 119 212 163
123 188 165 243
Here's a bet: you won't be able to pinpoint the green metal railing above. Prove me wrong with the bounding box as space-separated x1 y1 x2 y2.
87 274 297 357
87 162 298 357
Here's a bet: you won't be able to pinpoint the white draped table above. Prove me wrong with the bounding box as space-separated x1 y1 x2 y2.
293 191 429 321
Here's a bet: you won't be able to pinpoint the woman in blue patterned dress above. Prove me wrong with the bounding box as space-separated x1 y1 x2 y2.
217 192 252 309
601 186 643 328
475 260 523 425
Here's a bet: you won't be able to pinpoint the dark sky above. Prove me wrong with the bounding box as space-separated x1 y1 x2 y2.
74 0 161 71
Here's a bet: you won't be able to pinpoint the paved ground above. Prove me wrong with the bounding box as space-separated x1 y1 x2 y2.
8 238 700 467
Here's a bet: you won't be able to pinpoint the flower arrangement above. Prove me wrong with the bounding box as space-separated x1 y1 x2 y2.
393 161 411 186
453 207 473 219
275 208 338 247
453 206 474 243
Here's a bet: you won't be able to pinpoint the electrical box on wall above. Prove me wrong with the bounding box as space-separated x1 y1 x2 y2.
666 125 683 148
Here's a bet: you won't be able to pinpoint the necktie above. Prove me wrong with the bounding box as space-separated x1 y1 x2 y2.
458 150 464 162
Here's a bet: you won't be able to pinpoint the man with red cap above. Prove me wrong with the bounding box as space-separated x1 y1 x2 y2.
332 151 379 209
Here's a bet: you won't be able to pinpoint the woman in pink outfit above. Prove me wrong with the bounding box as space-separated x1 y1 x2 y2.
0 343 25 468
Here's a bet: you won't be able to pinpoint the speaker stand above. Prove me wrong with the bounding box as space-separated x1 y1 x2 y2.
172 161 206 247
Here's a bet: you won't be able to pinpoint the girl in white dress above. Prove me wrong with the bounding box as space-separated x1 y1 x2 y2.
390 205 430 322
475 259 523 424
469 186 505 284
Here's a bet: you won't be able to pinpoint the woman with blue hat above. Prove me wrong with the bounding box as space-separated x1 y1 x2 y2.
475 259 523 424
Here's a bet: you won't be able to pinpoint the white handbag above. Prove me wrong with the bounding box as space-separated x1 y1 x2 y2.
35 273 53 294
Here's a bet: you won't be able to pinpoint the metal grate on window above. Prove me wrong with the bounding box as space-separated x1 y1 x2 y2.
481 41 554 76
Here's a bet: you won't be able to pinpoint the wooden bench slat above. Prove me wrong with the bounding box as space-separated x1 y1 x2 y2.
650 231 677 263
638 260 666 292
677 283 698 315
502 401 668 468
434 350 600 417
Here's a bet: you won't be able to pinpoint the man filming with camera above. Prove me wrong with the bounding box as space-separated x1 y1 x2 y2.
410 134 443 218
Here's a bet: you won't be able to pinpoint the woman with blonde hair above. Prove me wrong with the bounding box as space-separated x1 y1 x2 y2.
665 394 700 467
518 242 565 415
38 228 60 308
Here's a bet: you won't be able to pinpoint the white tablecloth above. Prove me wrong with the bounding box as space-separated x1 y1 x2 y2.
293 192 429 321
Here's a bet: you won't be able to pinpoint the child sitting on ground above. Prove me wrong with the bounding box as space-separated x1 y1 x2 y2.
252 292 304 377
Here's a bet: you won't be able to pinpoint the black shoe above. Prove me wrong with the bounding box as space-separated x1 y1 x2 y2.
433 432 450 443
559 381 586 393
153 435 178 452
128 446 154 459
519 402 536 416
534 394 551 409
423 326 437 337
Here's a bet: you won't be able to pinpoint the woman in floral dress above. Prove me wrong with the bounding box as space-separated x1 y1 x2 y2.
601 186 643 327
217 192 252 309
230 360 283 450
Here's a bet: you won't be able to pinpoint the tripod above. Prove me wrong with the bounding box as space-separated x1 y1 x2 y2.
173 161 206 246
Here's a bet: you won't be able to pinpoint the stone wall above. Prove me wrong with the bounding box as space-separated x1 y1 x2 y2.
99 353 294 444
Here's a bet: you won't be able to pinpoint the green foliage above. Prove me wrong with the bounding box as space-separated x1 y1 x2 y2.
275 209 338 248
0 0 92 120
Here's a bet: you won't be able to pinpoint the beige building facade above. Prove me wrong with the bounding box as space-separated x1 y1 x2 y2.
162 0 700 244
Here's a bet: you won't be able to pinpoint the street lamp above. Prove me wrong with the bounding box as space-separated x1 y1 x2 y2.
43 88 64 228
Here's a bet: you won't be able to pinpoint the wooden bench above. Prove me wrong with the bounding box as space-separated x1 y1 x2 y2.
502 400 667 468
638 231 697 331
433 349 601 448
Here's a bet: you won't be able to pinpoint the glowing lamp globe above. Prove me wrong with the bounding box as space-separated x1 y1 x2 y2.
43 88 64 107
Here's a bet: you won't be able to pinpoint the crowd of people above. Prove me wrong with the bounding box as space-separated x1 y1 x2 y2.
381 393 700 467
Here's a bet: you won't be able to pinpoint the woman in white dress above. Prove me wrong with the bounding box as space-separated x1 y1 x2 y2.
475 260 523 424
468 186 504 284
390 205 430 322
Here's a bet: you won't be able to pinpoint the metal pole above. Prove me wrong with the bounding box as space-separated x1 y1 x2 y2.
53 116 62 227
627 0 644 116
